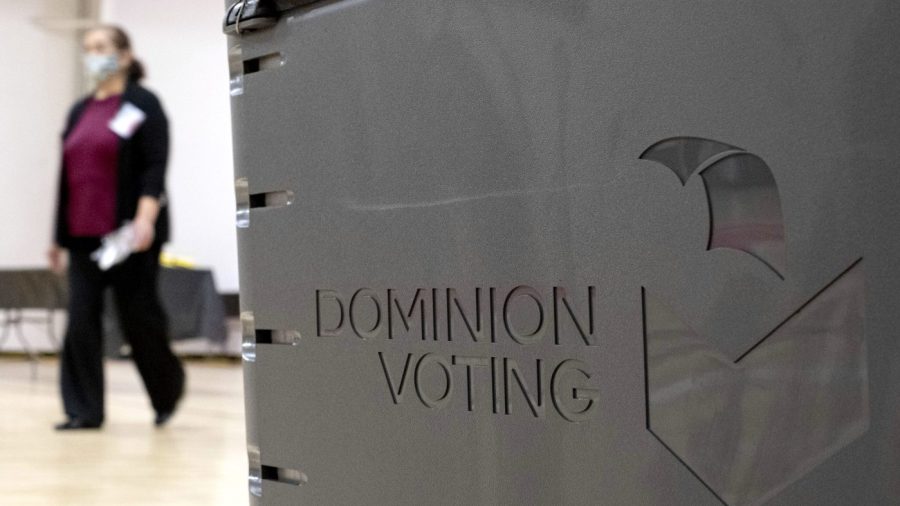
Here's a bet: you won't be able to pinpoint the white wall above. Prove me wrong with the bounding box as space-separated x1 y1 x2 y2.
102 0 239 292
0 1 80 268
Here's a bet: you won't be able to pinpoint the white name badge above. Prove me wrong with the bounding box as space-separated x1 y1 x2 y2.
108 101 147 139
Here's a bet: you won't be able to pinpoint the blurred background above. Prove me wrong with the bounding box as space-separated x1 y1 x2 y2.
3 0 238 303
1 1 247 504
1 0 243 354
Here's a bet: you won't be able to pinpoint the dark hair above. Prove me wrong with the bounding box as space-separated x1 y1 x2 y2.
94 24 145 82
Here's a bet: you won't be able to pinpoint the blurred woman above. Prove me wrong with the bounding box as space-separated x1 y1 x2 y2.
49 25 184 430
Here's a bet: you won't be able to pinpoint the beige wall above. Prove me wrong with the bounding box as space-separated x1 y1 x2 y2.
0 1 80 269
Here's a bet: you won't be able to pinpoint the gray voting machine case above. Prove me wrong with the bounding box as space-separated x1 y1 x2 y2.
225 1 900 504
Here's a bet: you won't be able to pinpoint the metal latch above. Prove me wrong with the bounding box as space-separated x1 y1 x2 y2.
223 0 279 35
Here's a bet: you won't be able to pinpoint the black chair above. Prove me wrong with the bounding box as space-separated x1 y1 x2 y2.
0 269 67 376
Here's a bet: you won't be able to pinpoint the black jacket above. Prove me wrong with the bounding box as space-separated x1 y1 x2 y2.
54 82 170 248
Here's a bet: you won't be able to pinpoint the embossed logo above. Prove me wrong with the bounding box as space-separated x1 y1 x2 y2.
639 137 868 506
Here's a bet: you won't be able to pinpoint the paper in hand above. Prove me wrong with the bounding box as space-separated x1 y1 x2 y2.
91 222 136 270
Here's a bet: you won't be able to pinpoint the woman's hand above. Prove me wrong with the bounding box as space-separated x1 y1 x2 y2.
48 244 66 275
132 196 161 252
132 217 156 252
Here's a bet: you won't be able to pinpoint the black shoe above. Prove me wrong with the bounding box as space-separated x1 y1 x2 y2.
155 375 185 428
154 410 175 427
54 418 102 431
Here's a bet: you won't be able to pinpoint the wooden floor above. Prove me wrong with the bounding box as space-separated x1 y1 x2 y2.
0 356 248 506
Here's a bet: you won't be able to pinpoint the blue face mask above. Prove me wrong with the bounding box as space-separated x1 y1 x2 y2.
83 53 119 82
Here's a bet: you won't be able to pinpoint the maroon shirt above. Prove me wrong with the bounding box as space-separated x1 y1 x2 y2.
63 95 122 237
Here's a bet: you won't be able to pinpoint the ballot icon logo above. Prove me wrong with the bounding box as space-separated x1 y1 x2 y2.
639 138 868 506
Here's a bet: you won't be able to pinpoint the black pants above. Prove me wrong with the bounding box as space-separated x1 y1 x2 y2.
61 242 185 424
